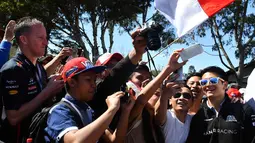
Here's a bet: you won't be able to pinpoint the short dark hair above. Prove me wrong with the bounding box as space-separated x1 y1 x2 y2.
183 84 192 91
14 17 44 44
129 64 152 79
185 72 202 84
135 64 150 73
200 66 228 81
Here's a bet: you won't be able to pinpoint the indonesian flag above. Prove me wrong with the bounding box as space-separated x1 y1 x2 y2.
155 0 234 37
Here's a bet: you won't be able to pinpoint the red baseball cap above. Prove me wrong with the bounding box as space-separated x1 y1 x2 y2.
95 53 123 66
227 88 241 98
62 57 106 82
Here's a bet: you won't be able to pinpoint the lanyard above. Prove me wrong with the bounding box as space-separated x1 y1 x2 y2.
35 64 43 91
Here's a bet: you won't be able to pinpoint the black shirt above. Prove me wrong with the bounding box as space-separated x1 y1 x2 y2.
0 52 47 143
186 95 255 143
88 56 137 130
89 56 137 116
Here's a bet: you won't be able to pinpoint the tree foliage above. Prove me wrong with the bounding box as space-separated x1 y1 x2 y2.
194 0 255 85
0 0 148 62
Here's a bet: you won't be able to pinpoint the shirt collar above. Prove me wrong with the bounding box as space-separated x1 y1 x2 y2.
16 52 39 67
64 94 89 110
206 98 226 110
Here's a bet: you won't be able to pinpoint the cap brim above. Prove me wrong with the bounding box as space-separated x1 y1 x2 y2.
87 66 106 73
75 66 106 76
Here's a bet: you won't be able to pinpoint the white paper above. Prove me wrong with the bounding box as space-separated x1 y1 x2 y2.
180 44 204 61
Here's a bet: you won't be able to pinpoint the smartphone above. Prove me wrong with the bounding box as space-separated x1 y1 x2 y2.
120 84 129 103
180 44 204 61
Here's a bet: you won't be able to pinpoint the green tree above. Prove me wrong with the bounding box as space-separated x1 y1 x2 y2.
0 0 58 56
49 0 148 62
195 0 255 86
0 0 147 62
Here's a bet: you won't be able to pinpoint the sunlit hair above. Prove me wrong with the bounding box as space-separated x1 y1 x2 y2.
200 66 228 81
14 16 44 44
185 72 202 84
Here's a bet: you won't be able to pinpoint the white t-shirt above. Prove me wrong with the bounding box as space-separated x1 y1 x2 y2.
162 109 193 143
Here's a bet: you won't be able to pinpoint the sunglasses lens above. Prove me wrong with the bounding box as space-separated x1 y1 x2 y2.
200 79 208 86
174 93 181 98
183 93 192 99
210 77 219 84
174 93 192 99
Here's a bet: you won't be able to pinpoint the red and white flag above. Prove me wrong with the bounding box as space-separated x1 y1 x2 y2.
155 0 234 37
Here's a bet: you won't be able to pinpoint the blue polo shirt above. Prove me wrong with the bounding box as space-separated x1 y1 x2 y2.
45 95 94 142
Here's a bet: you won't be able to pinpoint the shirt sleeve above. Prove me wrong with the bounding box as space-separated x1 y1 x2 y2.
161 111 172 138
0 40 11 68
89 56 137 117
45 105 80 142
0 65 28 110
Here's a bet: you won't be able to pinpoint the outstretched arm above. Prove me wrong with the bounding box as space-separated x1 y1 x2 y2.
154 82 175 126
129 49 187 124
63 92 124 143
102 96 135 143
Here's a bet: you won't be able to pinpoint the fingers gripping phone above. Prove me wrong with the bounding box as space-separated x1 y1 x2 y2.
180 44 204 61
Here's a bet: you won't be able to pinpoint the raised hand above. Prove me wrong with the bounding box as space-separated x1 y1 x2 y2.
4 20 16 42
106 91 125 112
131 29 147 54
57 47 73 61
45 74 64 96
167 49 187 71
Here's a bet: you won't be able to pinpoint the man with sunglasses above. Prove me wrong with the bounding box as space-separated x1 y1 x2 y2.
155 83 194 143
186 66 255 143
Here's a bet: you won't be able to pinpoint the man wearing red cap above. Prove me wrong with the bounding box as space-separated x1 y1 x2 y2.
95 52 124 79
45 57 135 143
89 29 148 124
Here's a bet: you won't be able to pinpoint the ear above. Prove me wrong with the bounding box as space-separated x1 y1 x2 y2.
223 81 228 90
169 98 173 105
19 35 28 45
68 78 77 88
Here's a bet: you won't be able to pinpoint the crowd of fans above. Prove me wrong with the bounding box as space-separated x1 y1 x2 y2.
0 17 254 143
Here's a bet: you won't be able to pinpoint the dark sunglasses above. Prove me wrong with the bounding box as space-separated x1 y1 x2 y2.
199 77 224 86
173 92 192 100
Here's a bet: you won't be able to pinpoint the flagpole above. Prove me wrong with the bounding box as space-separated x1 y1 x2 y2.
147 36 182 61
